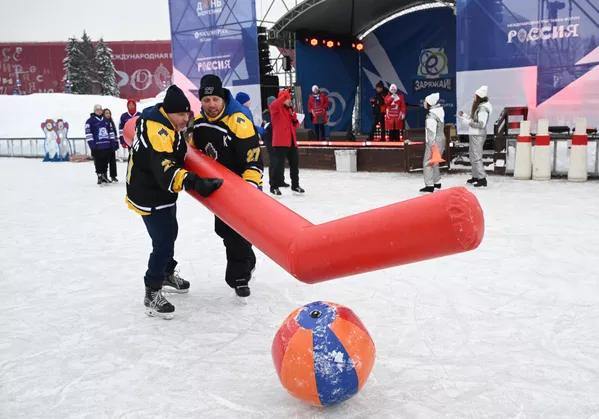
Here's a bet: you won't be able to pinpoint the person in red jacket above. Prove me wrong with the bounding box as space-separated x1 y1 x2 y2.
384 84 406 142
269 88 304 197
308 85 330 140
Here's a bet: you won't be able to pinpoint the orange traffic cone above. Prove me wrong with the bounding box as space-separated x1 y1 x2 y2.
428 143 445 166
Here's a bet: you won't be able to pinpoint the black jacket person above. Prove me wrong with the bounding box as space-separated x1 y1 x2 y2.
191 74 264 302
369 80 389 140
126 84 223 319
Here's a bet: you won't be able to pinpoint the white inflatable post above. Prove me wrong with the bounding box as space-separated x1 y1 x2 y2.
568 117 588 182
532 118 551 180
514 120 532 180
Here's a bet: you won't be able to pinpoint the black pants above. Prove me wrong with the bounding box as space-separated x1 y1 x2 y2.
109 150 118 178
92 149 112 175
273 144 299 189
215 216 256 288
142 205 179 290
314 123 326 140
263 136 280 187
369 113 385 140
389 129 401 141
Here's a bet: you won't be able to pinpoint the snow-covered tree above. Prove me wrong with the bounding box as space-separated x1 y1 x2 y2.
79 31 99 94
96 38 120 97
63 36 85 94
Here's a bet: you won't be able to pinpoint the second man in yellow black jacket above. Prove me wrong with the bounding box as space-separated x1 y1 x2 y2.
191 74 264 303
126 85 223 319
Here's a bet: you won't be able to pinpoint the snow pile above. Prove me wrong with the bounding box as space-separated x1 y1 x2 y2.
0 93 164 138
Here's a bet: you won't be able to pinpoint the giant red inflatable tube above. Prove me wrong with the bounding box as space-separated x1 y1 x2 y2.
184 147 484 284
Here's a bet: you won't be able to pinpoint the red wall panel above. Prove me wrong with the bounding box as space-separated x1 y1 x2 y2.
0 41 173 100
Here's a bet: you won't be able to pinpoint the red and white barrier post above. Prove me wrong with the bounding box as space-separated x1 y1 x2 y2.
514 120 532 180
532 118 551 180
568 117 588 182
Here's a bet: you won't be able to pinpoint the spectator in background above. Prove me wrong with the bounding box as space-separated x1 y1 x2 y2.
235 91 266 136
85 104 115 185
119 99 141 158
104 108 119 182
308 85 329 140
261 96 288 188
369 80 388 141
420 93 445 194
384 84 406 142
270 88 303 197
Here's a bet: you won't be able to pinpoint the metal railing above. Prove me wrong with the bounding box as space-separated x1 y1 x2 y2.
504 135 599 176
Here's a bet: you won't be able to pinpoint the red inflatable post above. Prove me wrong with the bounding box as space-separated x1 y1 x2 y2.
184 148 485 284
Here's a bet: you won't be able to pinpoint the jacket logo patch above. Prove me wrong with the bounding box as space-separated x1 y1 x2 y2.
236 116 245 124
161 159 175 172
158 128 169 137
205 143 218 160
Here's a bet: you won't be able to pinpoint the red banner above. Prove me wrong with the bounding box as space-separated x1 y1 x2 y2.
0 41 173 100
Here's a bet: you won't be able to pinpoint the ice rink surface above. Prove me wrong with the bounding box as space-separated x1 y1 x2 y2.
1 158 598 419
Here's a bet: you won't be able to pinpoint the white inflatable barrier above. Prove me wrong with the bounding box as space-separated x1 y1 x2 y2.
514 120 532 180
532 119 551 181
568 118 588 182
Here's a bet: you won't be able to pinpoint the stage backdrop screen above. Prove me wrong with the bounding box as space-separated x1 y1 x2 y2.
169 0 262 122
457 0 599 133
360 8 456 134
295 42 359 134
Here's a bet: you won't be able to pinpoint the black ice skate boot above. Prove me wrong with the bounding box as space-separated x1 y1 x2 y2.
419 186 434 194
292 186 305 196
434 183 441 189
144 287 175 320
234 284 251 304
474 178 487 188
163 270 190 294
270 186 282 198
111 177 118 183
467 178 478 184
97 174 103 185
101 174 112 184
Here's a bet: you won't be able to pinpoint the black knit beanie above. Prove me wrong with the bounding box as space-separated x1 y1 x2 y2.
199 74 225 99
163 85 190 113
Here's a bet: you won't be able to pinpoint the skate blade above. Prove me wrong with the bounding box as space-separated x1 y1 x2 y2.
235 294 249 305
162 287 189 294
292 192 305 196
145 307 175 320
270 194 283 200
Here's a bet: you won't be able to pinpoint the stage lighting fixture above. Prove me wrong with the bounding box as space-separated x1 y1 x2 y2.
326 40 334 48
356 43 364 51
310 38 318 46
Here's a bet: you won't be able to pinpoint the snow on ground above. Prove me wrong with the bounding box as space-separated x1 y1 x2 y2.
1 158 599 419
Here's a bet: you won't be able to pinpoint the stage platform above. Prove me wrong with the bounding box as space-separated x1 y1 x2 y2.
260 126 453 173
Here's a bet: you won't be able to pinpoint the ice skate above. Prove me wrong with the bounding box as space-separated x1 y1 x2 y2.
144 287 175 320
474 178 487 188
234 285 251 304
270 186 282 198
163 270 190 294
434 183 441 189
419 186 434 194
292 186 305 196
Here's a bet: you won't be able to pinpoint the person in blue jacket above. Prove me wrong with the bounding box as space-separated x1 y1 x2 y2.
235 91 266 136
85 104 118 185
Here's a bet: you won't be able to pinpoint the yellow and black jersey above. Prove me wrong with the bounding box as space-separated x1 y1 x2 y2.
191 91 263 189
125 104 189 215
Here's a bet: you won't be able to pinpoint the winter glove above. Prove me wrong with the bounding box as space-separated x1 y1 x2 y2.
183 173 224 198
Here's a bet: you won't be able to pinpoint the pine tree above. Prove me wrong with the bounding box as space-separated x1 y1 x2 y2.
79 31 99 94
63 36 85 94
96 38 120 97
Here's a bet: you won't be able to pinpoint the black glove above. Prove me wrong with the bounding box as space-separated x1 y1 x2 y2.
183 173 223 198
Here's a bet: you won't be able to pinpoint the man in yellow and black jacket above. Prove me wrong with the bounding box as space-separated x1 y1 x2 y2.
126 85 223 319
191 74 264 302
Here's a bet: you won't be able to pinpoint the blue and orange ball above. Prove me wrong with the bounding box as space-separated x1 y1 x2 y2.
271 301 376 407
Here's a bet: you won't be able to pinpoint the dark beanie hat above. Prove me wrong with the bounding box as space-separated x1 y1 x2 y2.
163 85 190 113
199 74 225 99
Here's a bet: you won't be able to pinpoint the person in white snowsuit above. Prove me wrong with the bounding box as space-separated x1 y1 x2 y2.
420 93 445 193
56 119 71 161
458 85 492 187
